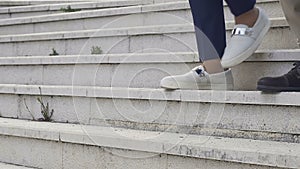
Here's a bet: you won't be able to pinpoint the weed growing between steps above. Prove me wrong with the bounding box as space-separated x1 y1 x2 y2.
24 99 35 121
91 46 103 54
24 87 54 122
60 5 81 13
49 48 59 56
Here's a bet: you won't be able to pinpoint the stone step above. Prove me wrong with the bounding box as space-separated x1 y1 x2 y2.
0 84 299 143
0 0 283 35
0 50 299 90
0 0 153 19
0 0 86 7
0 19 297 58
0 118 299 169
0 162 35 169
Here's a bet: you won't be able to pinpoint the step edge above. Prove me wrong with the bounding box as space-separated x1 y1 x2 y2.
0 18 288 43
0 0 151 14
0 84 299 106
0 50 299 65
0 1 284 26
0 162 36 169
0 117 299 169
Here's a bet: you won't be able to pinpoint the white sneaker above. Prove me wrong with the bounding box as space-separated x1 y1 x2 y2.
160 66 234 90
221 7 271 68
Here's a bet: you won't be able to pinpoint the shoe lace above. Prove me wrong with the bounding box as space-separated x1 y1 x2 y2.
287 62 300 76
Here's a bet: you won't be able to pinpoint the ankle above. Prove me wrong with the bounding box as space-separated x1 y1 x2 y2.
203 59 224 74
235 7 259 27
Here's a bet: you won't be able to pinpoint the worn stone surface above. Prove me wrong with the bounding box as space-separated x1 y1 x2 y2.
0 0 154 19
0 0 284 34
0 118 298 168
0 51 298 90
0 0 299 168
0 135 284 169
0 19 296 58
0 162 35 169
0 85 299 139
0 136 63 169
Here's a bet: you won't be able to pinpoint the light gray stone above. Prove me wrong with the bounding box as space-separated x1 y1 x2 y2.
0 85 299 137
0 51 298 90
0 118 299 168
167 155 280 169
0 0 284 35
0 162 35 169
0 136 63 169
0 19 295 58
0 0 153 19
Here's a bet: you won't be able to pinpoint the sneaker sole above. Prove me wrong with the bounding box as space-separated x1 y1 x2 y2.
161 83 234 90
257 85 300 92
221 18 271 68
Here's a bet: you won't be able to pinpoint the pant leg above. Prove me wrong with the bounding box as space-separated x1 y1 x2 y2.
225 0 256 17
281 0 300 40
188 0 226 61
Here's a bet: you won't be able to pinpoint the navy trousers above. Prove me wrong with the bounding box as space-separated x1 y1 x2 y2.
189 0 256 61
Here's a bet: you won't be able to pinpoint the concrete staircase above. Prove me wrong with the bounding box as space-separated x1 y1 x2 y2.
0 0 299 169
0 0 86 7
0 0 153 19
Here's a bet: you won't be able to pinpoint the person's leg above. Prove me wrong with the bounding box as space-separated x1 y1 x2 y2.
226 0 258 27
160 0 234 90
257 0 300 92
281 0 300 40
191 0 263 74
221 0 271 68
189 0 225 74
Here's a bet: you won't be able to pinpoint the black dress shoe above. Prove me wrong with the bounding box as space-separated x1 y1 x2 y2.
257 62 300 92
